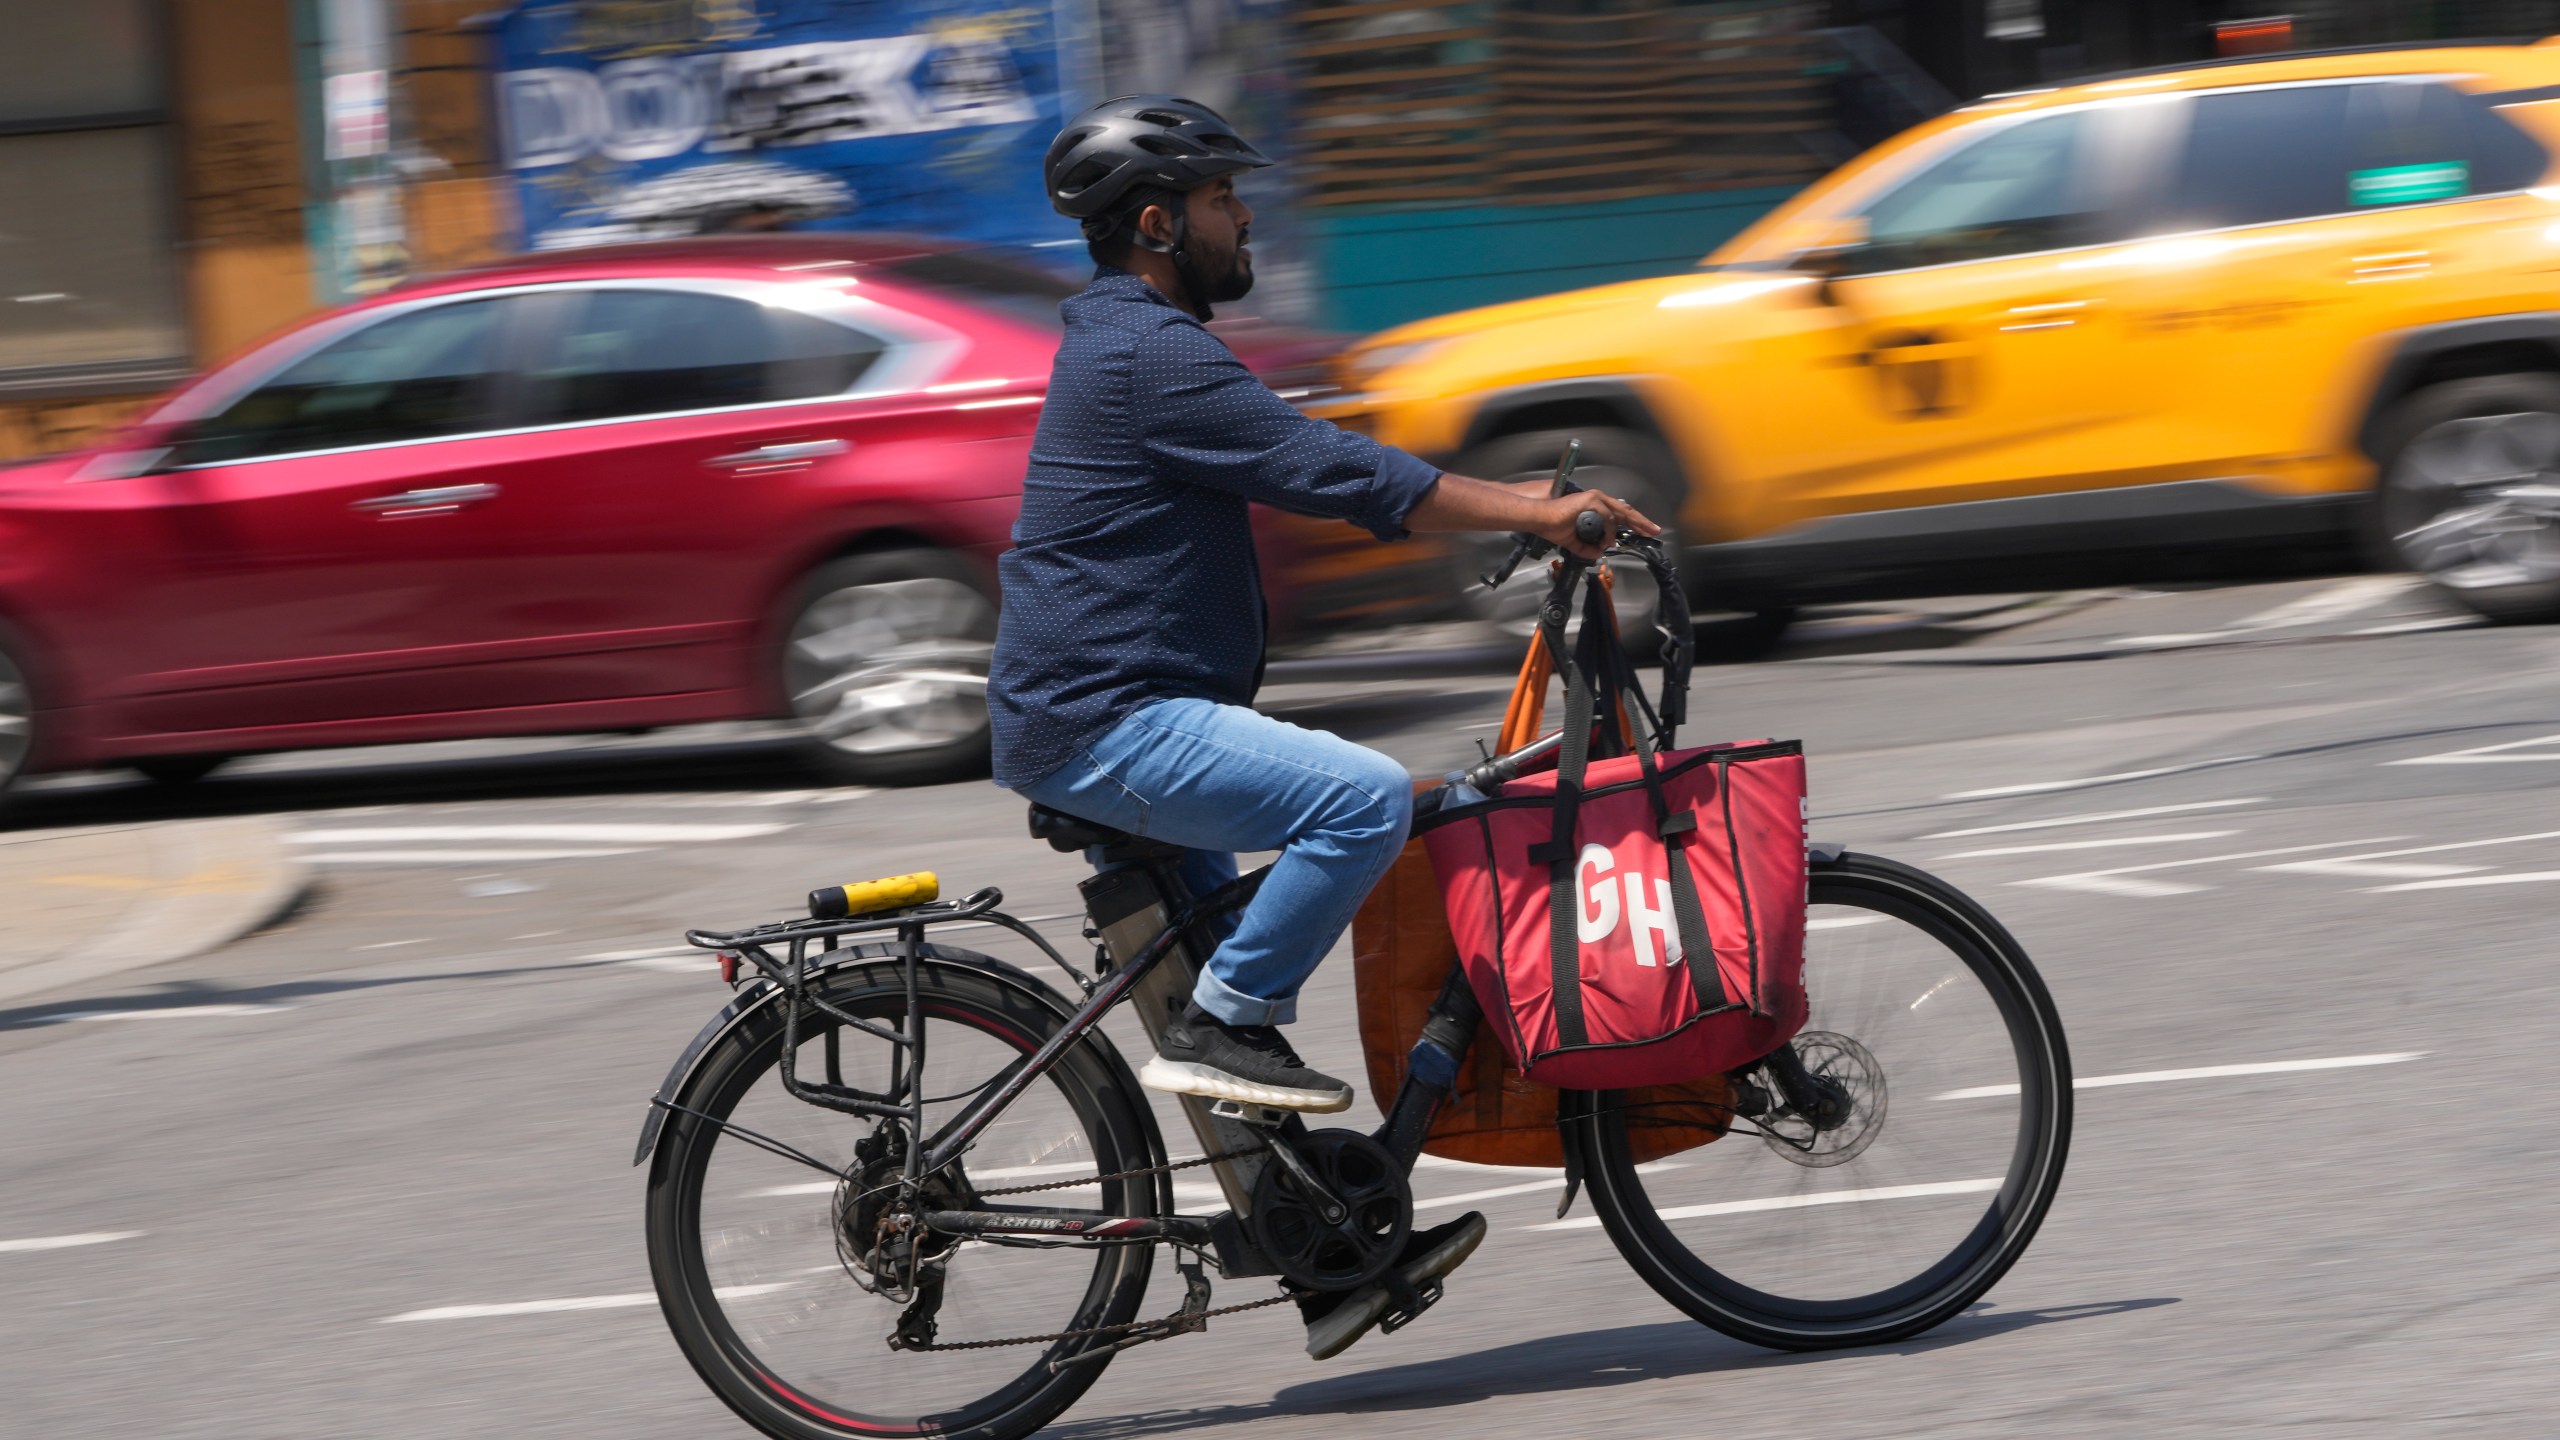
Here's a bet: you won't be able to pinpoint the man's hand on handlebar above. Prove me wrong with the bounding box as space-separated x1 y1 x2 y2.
1406 472 1661 559
1531 487 1657 560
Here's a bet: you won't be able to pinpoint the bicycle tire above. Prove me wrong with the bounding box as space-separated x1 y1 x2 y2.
1571 851 2072 1351
647 951 1162 1440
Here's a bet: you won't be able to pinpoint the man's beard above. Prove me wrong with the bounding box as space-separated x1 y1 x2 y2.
1191 232 1256 304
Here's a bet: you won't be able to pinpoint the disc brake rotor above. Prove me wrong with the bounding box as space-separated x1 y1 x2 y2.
1761 1031 1888 1168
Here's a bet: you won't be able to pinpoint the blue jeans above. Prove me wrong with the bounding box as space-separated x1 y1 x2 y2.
1019 698 1414 1026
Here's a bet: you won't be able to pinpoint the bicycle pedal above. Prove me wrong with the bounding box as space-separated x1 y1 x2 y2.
1207 1099 1292 1127
1377 1276 1442 1335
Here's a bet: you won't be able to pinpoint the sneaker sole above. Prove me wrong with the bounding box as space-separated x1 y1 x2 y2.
1305 1211 1488 1361
1136 1057 1353 1114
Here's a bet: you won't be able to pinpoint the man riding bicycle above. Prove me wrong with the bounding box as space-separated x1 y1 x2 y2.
989 96 1655 1355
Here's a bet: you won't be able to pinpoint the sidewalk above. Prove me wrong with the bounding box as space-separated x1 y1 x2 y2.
0 818 311 1008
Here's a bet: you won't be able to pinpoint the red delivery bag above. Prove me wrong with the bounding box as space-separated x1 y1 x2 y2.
1418 566 1808 1090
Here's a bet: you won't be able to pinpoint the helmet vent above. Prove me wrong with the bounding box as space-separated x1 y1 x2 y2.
1056 158 1115 194
1135 109 1193 127
1132 134 1192 157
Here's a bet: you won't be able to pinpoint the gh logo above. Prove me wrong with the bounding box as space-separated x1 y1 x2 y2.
1575 844 1684 968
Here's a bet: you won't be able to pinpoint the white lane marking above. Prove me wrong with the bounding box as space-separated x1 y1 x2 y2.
382 1283 790 1323
29 1005 293 1025
358 939 425 950
1532 1179 1999 1232
1938 1051 2425 1100
2258 830 2560 880
1942 831 2234 859
2110 578 2422 647
2224 576 2419 630
2375 870 2560 892
303 849 643 864
2387 734 2560 766
2016 838 2398 898
1418 1160 1682 1213
1415 1155 1563 1174
1805 914 1884 931
1925 799 2265 839
2352 616 2476 636
585 947 693 962
290 824 789 844
1946 757 2258 800
627 956 718 974
0 1231 143 1253
748 1155 1209 1199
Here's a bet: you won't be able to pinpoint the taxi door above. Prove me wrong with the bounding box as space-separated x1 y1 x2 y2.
1701 99 2182 541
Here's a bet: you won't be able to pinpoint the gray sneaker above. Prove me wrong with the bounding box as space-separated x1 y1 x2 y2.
1138 1002 1354 1113
1300 1211 1488 1360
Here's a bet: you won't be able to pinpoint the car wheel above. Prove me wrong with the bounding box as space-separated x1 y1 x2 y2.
132 755 230 786
1451 427 1791 652
2373 375 2560 623
779 551 995 786
0 639 31 799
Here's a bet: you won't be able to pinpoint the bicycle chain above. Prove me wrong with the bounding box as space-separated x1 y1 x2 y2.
906 1144 1283 1352
906 1292 1295 1352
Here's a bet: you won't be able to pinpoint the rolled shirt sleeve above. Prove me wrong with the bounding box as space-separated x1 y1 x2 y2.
1136 321 1440 540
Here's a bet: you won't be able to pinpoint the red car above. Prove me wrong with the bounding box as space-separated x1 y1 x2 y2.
0 234 1359 796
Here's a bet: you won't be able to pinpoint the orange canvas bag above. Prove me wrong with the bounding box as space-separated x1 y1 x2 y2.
1351 580 1732 1167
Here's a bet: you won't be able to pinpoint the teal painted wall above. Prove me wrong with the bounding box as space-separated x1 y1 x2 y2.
1305 186 1799 335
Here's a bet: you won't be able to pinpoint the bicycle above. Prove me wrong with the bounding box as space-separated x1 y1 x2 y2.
637 483 2074 1440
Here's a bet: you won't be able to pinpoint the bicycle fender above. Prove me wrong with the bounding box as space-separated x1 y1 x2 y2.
633 945 1092 1168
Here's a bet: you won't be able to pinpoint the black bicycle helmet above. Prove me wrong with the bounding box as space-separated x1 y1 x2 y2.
1044 95 1273 223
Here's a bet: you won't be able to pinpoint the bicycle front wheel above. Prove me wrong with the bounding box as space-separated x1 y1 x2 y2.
1574 851 2072 1351
646 950 1162 1440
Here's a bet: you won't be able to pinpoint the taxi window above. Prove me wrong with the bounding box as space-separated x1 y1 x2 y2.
1853 110 2121 272
2157 81 2547 232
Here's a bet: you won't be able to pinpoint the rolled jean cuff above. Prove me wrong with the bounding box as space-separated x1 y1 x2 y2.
1191 964 1297 1027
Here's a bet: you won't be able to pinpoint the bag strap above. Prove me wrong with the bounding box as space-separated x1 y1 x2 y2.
1522 564 1728 1041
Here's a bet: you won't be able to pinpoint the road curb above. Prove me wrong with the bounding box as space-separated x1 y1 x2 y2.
0 818 313 1008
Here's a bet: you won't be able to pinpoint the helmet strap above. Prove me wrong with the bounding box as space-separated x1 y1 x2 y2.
1129 205 1214 322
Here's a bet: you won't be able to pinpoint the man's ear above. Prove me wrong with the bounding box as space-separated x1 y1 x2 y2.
1136 201 1177 252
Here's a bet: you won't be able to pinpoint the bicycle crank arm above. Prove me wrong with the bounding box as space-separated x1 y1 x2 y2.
922 1208 1220 1245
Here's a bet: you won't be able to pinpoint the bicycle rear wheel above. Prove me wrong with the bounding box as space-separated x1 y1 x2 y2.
646 950 1162 1440
1573 851 2071 1350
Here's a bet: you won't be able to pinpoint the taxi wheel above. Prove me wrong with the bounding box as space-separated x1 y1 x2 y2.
1454 427 1791 655
778 551 995 786
1455 427 1688 639
2374 375 2560 623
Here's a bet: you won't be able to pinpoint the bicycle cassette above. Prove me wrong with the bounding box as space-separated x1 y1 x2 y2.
1247 1128 1411 1293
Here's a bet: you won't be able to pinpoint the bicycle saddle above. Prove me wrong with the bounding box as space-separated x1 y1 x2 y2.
1027 803 1132 853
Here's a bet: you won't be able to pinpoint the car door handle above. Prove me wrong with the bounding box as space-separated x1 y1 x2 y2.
1996 299 2096 332
704 439 851 471
351 483 500 517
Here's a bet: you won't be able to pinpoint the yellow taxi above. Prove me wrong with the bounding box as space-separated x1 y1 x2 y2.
1318 40 2560 635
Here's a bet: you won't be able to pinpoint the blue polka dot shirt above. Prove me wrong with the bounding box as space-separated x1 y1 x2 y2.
989 267 1441 791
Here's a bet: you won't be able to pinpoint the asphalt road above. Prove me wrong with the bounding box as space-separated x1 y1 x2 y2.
4 574 2555 1439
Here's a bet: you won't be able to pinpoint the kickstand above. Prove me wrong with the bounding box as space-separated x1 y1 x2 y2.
1047 1254 1215 1374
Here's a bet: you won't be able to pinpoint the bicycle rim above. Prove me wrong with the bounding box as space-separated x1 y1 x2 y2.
1579 854 2071 1350
648 957 1157 1440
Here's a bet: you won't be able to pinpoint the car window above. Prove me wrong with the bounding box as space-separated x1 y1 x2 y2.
171 297 510 465
2156 81 2548 232
1852 110 2124 272
531 288 885 425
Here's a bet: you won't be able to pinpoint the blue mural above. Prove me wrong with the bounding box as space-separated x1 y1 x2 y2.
493 1 1087 254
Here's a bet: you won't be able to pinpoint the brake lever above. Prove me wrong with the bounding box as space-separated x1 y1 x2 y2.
1480 439 1591 590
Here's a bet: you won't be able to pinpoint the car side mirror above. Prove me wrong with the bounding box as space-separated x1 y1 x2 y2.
1790 218 1870 306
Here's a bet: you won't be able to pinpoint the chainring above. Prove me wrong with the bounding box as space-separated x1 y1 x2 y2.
1247 1128 1411 1293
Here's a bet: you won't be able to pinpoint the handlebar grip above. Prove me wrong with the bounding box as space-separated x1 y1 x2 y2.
809 871 939 920
1574 509 1606 547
